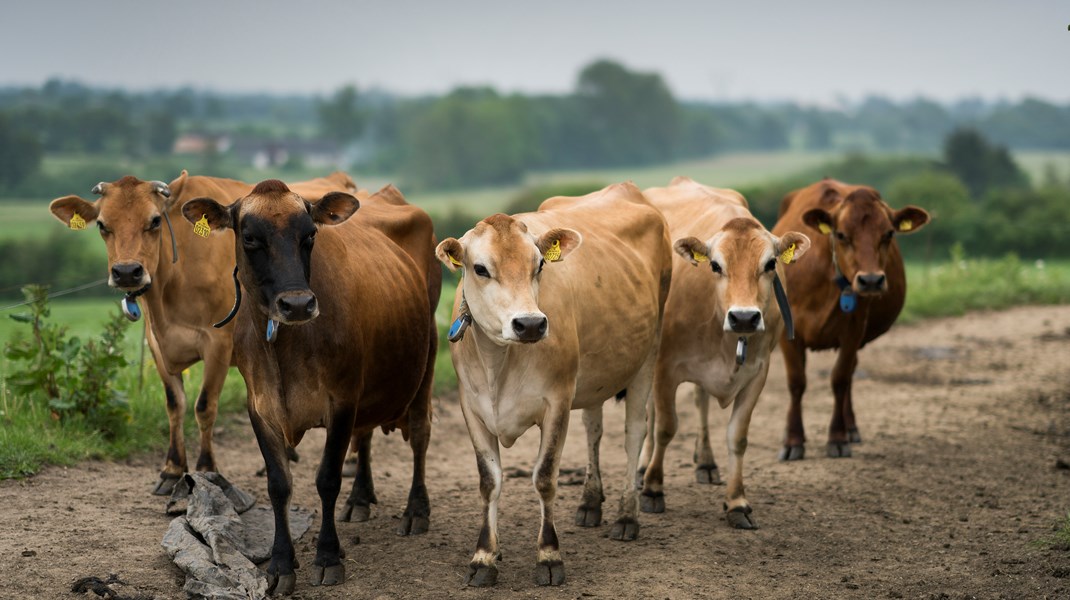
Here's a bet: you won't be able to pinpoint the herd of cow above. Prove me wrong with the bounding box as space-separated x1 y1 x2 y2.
47 171 928 595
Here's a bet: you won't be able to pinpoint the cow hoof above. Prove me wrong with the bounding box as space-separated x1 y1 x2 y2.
534 560 566 586
464 564 498 587
609 517 639 541
827 442 852 458
340 503 371 522
725 506 758 530
847 428 862 444
639 490 665 514
694 464 722 485
266 572 296 596
575 504 602 527
778 445 805 461
397 514 430 536
152 474 182 496
310 563 345 587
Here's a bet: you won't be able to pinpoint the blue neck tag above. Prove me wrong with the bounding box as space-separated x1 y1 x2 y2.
839 290 857 313
448 313 471 343
121 296 142 322
266 319 280 342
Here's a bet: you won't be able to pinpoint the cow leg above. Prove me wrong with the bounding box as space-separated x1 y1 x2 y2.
398 391 432 536
155 371 187 496
193 346 229 474
640 370 678 514
462 403 503 588
637 391 655 488
575 405 605 527
532 402 570 585
723 368 767 530
340 435 359 478
614 368 651 541
249 408 298 596
779 336 807 461
339 431 376 522
311 404 356 588
690 384 721 484
828 341 861 458
842 353 862 443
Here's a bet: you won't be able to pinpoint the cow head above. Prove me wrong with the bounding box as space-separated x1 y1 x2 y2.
181 179 359 326
803 187 929 296
675 218 810 335
436 214 581 345
49 175 178 291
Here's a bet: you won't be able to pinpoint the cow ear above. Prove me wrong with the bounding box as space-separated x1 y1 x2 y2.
436 238 465 272
49 195 98 229
311 191 360 226
775 232 811 265
673 236 711 266
892 205 929 234
182 197 233 231
802 208 833 235
537 228 582 262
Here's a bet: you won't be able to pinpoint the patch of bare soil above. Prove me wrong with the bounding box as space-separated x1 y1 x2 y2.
2 306 1069 599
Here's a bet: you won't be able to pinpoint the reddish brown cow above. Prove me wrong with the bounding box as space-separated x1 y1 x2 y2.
183 180 436 595
772 179 929 460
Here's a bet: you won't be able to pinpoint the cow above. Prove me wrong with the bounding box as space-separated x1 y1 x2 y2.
181 179 436 595
437 182 672 587
48 171 358 495
637 177 811 529
772 178 929 460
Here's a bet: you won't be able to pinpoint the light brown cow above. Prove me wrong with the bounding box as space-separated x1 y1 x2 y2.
48 171 357 495
437 182 672 587
773 178 929 460
638 177 811 529
182 180 436 595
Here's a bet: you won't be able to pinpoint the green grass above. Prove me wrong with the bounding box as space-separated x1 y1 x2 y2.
1012 150 1070 186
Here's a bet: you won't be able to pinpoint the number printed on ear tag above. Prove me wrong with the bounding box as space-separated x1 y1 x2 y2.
70 213 87 230
194 215 211 238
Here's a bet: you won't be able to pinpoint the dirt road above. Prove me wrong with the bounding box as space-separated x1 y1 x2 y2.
2 305 1069 599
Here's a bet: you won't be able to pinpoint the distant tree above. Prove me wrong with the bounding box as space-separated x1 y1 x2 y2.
0 112 43 190
317 84 365 143
145 111 177 155
943 128 1029 197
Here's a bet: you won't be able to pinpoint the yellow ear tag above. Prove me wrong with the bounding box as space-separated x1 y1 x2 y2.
544 239 562 262
449 254 463 268
818 223 832 235
899 220 913 232
69 212 87 230
193 215 211 238
691 250 708 263
780 243 796 264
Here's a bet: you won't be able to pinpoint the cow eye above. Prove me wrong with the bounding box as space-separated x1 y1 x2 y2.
473 264 490 278
537 258 545 274
711 261 723 275
764 259 777 272
835 231 848 243
148 216 162 231
882 230 895 242
97 221 110 235
242 234 260 249
303 231 316 247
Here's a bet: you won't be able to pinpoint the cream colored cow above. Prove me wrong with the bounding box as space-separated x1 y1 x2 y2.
437 182 672 587
638 177 811 529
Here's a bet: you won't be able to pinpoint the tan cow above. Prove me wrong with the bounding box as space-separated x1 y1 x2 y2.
437 182 672 587
638 177 811 529
182 180 436 595
48 171 358 495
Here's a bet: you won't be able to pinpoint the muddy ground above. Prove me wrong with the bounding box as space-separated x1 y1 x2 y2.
2 305 1069 599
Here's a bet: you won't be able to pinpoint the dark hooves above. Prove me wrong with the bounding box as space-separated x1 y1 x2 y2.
397 514 430 536
575 504 602 527
777 445 805 461
847 428 862 444
464 564 498 587
609 517 640 541
827 441 852 458
725 505 758 530
152 474 182 496
694 464 722 485
639 490 665 514
310 563 345 587
534 561 566 586
339 502 371 523
266 572 296 596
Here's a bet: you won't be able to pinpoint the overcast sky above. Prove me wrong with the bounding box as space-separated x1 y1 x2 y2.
3 0 1067 103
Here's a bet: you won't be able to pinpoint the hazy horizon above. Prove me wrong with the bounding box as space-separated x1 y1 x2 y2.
3 0 1068 103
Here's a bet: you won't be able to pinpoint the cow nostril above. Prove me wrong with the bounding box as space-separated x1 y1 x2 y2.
728 310 761 332
305 296 317 314
512 319 526 334
512 316 548 339
131 265 143 279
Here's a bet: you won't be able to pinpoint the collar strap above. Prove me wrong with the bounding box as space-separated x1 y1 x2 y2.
162 210 178 264
772 274 795 341
213 266 242 328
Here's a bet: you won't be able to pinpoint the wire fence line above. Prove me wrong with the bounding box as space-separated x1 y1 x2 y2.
0 278 110 312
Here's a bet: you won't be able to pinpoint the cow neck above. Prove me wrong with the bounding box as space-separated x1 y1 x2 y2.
466 312 510 398
828 231 858 315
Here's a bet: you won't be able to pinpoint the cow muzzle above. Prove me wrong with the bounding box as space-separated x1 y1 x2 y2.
509 313 548 343
725 308 764 334
274 290 319 324
854 272 887 296
110 261 149 290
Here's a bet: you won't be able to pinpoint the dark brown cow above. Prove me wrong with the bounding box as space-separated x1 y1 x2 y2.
182 180 435 595
49 171 358 494
772 178 929 460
